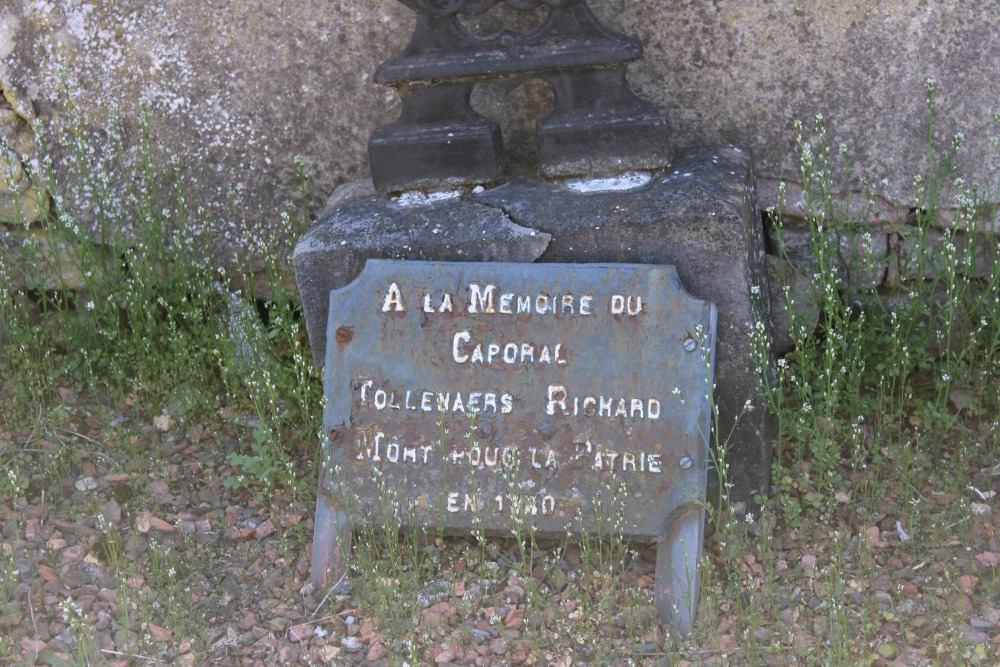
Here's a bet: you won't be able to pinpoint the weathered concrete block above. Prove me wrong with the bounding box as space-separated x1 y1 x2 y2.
766 255 821 357
0 228 98 292
470 145 775 507
295 145 774 507
897 227 998 281
768 224 889 291
933 205 1000 235
756 178 906 230
3 1 998 242
2 0 408 237
0 104 45 225
293 197 552 366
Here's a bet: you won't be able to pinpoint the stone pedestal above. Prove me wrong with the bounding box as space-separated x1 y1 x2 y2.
294 146 775 507
294 144 774 514
294 146 774 636
294 198 553 366
473 146 775 509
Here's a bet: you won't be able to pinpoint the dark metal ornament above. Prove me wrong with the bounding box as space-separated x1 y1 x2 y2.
369 0 672 192
395 1 581 17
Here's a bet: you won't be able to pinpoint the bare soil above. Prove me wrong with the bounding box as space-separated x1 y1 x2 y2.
1 392 998 666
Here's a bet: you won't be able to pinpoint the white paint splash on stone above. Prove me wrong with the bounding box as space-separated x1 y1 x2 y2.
564 171 653 193
396 189 464 208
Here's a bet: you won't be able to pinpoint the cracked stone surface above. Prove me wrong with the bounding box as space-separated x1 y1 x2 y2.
294 145 774 508
293 195 552 367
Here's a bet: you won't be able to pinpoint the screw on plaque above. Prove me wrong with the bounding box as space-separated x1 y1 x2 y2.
679 456 693 470
476 421 495 438
329 429 342 443
683 336 698 352
335 326 354 344
369 0 673 192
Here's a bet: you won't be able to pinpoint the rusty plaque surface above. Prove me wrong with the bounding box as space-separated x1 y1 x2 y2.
320 260 716 540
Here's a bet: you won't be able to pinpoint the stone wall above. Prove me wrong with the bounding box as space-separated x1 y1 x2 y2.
1 1 998 308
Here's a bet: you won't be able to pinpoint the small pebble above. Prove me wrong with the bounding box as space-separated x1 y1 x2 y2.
74 477 98 492
971 616 995 631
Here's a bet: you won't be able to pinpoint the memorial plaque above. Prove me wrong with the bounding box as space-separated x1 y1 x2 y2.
313 259 716 635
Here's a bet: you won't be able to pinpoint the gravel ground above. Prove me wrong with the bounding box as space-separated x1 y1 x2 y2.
1 396 998 666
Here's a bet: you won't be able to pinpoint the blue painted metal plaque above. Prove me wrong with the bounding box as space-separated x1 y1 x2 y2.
312 259 716 634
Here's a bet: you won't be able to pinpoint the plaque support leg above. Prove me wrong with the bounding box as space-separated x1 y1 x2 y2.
310 493 352 594
654 503 705 638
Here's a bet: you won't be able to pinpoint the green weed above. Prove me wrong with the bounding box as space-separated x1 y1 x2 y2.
753 79 999 663
0 75 997 665
0 80 320 501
